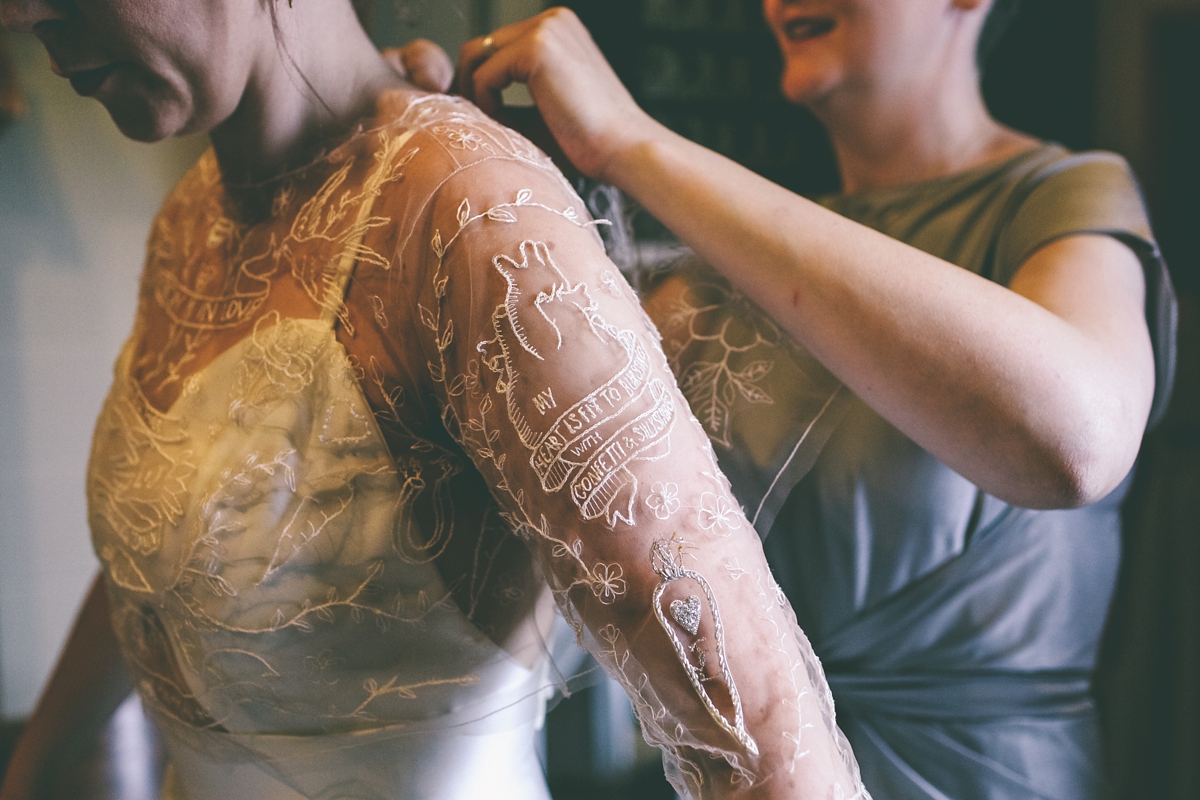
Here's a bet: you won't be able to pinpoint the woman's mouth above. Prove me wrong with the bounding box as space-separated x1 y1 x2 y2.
66 63 119 97
782 17 836 43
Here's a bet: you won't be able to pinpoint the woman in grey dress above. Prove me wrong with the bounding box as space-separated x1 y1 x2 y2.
453 1 1178 798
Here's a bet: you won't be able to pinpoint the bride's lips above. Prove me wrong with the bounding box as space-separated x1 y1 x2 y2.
782 17 836 43
65 63 120 97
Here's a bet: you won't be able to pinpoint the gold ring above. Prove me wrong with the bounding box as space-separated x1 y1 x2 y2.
481 34 496 59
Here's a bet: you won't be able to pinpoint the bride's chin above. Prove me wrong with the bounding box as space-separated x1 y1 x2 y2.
99 83 196 143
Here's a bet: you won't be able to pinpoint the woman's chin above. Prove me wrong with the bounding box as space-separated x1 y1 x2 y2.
779 81 830 108
102 96 188 143
778 65 840 107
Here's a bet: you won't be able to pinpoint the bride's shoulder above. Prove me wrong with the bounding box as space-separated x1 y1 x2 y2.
368 91 591 259
376 91 564 183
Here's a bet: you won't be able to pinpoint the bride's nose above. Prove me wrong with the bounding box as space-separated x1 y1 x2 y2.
1 0 71 34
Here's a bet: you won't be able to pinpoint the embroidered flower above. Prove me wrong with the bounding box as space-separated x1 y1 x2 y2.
600 270 624 298
724 557 748 580
591 562 627 604
597 623 621 648
439 126 484 151
698 492 740 534
646 482 680 520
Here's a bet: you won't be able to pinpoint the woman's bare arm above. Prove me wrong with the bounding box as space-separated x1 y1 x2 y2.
458 8 1156 509
0 573 133 800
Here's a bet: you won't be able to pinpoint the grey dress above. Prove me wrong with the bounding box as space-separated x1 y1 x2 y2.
640 143 1177 799
756 145 1177 800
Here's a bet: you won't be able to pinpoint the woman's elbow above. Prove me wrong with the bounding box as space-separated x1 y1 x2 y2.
1034 408 1146 509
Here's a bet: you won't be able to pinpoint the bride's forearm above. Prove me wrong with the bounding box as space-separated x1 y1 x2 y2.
568 536 859 798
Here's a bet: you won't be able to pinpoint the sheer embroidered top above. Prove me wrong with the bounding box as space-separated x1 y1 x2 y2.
85 92 868 799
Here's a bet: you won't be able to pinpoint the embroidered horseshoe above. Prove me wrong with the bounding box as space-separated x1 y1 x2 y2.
650 538 758 755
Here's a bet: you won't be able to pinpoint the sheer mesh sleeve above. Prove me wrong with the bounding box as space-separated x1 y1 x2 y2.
404 155 869 799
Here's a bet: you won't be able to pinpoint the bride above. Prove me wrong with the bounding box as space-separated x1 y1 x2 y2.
0 0 867 798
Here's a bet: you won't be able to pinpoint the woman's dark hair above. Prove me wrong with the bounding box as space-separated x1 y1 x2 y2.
276 0 373 35
977 0 1022 68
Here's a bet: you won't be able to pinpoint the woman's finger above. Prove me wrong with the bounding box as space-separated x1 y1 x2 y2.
468 34 536 117
381 47 408 79
455 13 544 101
457 8 651 180
382 41 454 93
401 39 454 93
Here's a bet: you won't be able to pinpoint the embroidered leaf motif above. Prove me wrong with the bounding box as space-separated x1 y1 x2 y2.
732 380 772 405
486 208 517 223
438 319 454 351
516 189 533 205
457 199 470 229
737 360 773 383
418 304 438 331
729 360 774 404
431 229 444 257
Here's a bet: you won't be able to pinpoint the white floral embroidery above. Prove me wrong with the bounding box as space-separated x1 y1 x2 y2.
437 126 486 151
601 270 624 298
591 562 628 604
724 558 749 581
646 481 681 520
698 492 741 534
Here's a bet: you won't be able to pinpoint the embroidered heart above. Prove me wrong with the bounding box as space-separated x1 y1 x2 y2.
651 551 760 755
669 595 702 636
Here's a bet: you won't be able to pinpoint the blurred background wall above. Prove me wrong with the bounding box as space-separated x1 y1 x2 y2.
1091 3 1199 797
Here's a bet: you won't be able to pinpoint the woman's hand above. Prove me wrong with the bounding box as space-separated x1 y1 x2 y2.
456 8 660 181
382 38 454 93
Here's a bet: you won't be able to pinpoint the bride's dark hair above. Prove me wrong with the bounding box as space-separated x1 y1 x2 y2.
275 0 375 34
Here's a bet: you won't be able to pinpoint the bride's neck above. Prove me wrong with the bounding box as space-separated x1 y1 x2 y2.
210 2 408 186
